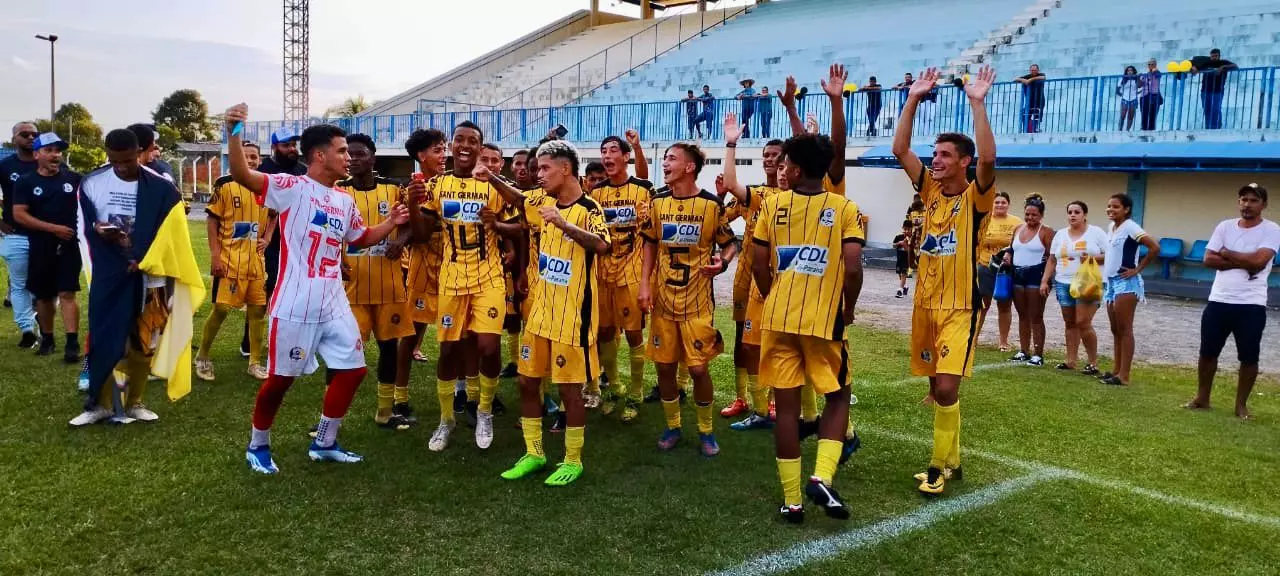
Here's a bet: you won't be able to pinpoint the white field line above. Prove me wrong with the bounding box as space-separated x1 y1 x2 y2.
706 470 1060 576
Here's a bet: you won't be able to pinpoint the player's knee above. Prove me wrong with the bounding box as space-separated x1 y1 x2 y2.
476 335 500 358
57 292 76 303
687 364 709 379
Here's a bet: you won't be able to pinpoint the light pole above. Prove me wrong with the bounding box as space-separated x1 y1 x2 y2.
35 34 58 122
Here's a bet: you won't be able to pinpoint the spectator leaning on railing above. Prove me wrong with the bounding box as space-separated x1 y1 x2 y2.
1117 66 1141 131
1138 59 1163 131
1193 48 1236 130
683 90 702 139
1015 64 1047 133
736 79 757 138
861 77 883 136
756 86 773 138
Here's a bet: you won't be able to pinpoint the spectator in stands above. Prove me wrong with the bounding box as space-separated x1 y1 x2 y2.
1193 48 1236 130
684 90 702 139
1138 59 1163 131
736 79 757 139
1117 66 1140 131
1041 201 1107 374
1187 184 1280 419
1100 194 1160 386
977 192 1021 352
861 77 883 137
697 85 715 138
1005 194 1053 366
894 72 914 110
1015 64 1047 133
756 86 773 138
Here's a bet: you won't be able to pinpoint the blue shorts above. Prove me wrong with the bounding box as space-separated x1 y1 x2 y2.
1012 263 1045 288
1103 275 1145 304
1055 281 1100 307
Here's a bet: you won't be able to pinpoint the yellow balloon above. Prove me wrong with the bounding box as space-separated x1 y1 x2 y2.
842 83 856 92
1167 61 1180 72
1180 60 1193 72
963 74 971 83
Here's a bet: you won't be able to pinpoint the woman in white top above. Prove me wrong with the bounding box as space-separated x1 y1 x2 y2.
1117 66 1141 131
1004 194 1054 366
1040 200 1108 374
1100 194 1160 386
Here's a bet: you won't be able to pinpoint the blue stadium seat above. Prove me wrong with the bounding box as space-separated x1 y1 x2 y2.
1158 237 1183 279
1184 239 1209 263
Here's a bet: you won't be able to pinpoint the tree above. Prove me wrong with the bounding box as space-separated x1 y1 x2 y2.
153 89 216 143
65 143 106 174
34 102 103 151
326 95 370 118
156 124 182 152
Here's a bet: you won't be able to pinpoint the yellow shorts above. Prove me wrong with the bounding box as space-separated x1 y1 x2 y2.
742 295 765 347
732 275 751 322
761 330 849 395
647 314 724 367
518 332 599 384
352 303 416 341
405 291 438 326
437 287 506 342
213 277 266 308
910 307 981 377
599 281 645 332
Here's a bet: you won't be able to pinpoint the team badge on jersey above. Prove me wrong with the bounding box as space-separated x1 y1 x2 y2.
488 307 499 319
940 345 950 358
661 222 702 245
921 350 932 363
776 245 830 276
231 222 259 240
555 355 567 368
538 254 574 287
819 208 836 227
652 335 661 347
378 201 390 216
32 186 43 197
441 314 454 329
62 183 73 193
391 314 401 325
415 298 425 310
442 199 484 223
744 319 753 332
7 173 17 182
289 347 305 360
520 345 531 361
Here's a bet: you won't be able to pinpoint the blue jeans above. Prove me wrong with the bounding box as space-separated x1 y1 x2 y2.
1201 91 1224 129
0 234 35 333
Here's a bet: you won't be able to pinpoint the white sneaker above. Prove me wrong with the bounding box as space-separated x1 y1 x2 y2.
428 420 455 452
476 411 494 449
69 407 111 427
246 363 269 380
127 404 160 422
194 358 215 381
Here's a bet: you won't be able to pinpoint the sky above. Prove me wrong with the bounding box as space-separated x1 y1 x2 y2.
0 0 678 133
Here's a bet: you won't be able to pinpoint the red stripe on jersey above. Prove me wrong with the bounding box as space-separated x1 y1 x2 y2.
267 318 279 375
269 208 291 316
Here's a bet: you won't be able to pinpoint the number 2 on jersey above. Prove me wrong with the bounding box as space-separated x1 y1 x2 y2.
306 230 342 278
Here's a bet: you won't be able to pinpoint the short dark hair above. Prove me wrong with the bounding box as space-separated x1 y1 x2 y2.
300 124 346 161
537 140 580 177
1024 193 1046 214
600 135 631 155
764 139 784 149
935 132 976 159
902 219 912 228
126 123 157 149
1239 183 1268 203
1211 48 1222 55
404 128 446 160
1110 193 1134 215
105 128 139 152
1067 200 1088 214
481 142 503 154
781 133 834 179
584 161 606 174
346 133 376 154
454 120 483 141
243 141 261 152
995 191 1010 202
512 149 529 159
666 142 706 177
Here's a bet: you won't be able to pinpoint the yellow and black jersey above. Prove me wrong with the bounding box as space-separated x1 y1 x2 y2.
752 189 865 340
207 175 270 280
725 184 784 298
522 189 554 294
336 176 407 305
593 177 653 286
912 167 996 310
422 172 511 295
641 189 737 321
524 194 610 346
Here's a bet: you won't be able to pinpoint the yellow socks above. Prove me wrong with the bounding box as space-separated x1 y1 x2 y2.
931 401 960 470
247 305 266 365
394 386 409 405
564 426 585 465
734 367 748 401
437 379 455 424
197 305 230 358
814 439 841 485
628 345 645 401
662 398 681 430
947 404 961 469
521 417 544 457
677 363 691 393
376 383 394 420
600 339 619 393
466 375 480 401
777 457 802 507
478 374 498 413
506 336 518 367
800 384 819 422
749 374 769 417
695 402 713 434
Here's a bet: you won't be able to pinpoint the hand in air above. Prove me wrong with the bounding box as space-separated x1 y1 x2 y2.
964 65 996 101
909 68 940 100
820 63 848 99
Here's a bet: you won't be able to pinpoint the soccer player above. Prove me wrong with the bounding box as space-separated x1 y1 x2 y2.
196 142 270 381
224 104 409 474
480 143 524 380
752 128 864 522
638 142 738 456
337 133 416 429
719 112 784 427
501 140 610 486
891 66 998 495
583 161 607 190
419 121 511 452
593 130 653 422
11 133 82 361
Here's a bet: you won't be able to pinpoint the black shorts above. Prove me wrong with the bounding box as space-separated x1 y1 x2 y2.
895 253 909 275
26 238 81 299
1012 262 1045 288
976 265 996 299
1199 301 1267 365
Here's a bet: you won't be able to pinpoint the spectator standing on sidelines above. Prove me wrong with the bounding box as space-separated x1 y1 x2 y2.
893 220 911 298
1015 64 1047 133
0 122 41 348
736 79 757 139
861 77 883 136
757 86 774 139
683 90 702 139
1099 193 1160 386
1138 59 1163 131
1186 184 1279 419
1006 194 1053 366
1040 201 1107 373
11 133 82 361
976 192 1020 351
893 73 914 110
1193 48 1236 130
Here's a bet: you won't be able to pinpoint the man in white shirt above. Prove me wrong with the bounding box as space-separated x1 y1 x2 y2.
224 103 409 474
1187 184 1280 420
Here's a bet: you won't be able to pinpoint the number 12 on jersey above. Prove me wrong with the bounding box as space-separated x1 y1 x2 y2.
307 230 342 278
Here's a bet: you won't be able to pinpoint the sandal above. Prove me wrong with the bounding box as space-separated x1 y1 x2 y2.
1055 362 1074 370
998 344 1011 352
1100 375 1125 386
1081 364 1100 376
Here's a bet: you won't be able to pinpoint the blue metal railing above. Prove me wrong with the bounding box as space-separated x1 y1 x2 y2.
238 66 1280 149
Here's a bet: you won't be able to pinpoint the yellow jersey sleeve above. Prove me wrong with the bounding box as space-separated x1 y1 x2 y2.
843 202 866 243
973 179 997 214
207 178 232 220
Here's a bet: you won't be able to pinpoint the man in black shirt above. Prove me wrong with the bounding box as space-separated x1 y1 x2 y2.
862 76 884 136
1015 64 1047 133
1194 48 1236 130
0 122 41 347
12 133 82 360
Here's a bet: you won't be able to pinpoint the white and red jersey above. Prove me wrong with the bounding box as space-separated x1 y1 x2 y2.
259 173 367 323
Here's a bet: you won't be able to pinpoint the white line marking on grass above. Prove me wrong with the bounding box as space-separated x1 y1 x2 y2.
707 471 1059 576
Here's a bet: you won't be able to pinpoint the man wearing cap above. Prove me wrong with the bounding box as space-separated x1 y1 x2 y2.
1 123 45 348
11 133 82 360
737 79 757 139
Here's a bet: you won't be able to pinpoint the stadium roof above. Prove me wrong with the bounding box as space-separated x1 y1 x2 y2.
858 141 1280 172
617 0 721 10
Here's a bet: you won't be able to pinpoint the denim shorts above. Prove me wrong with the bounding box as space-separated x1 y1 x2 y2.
1055 281 1100 307
1012 263 1045 288
1103 274 1145 304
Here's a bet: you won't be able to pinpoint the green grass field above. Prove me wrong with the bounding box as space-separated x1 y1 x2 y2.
1 223 1278 575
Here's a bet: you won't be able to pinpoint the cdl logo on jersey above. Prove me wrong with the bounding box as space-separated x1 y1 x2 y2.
920 229 957 256
604 206 637 225
538 254 574 287
776 245 830 276
442 200 484 223
660 222 701 245
310 209 345 233
231 221 259 240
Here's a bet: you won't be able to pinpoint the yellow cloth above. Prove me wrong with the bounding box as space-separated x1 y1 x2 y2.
749 374 769 417
137 202 206 402
564 426 585 465
522 417 544 457
931 401 961 470
600 339 619 395
814 439 841 485
437 379 455 424
662 398 681 430
628 345 645 401
696 402 714 434
479 374 498 413
777 457 802 507
734 367 748 401
800 384 819 422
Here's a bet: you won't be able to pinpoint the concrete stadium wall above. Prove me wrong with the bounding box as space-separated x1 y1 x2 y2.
1145 172 1278 244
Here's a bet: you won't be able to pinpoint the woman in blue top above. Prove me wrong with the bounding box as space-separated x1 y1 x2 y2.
1100 194 1160 386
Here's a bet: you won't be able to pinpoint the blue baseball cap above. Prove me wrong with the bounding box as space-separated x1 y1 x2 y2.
271 127 300 146
32 132 68 152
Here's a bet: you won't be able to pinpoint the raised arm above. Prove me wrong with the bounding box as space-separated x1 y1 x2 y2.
223 104 268 195
964 66 998 191
473 165 526 208
720 112 750 204
821 63 848 186
892 68 938 183
780 76 807 137
626 129 649 181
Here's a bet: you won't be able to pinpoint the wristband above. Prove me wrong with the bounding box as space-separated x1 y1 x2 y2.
725 143 736 148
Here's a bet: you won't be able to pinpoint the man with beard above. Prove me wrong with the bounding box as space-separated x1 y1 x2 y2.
0 122 41 348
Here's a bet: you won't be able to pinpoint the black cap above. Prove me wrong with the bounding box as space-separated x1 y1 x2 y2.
1239 183 1268 203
